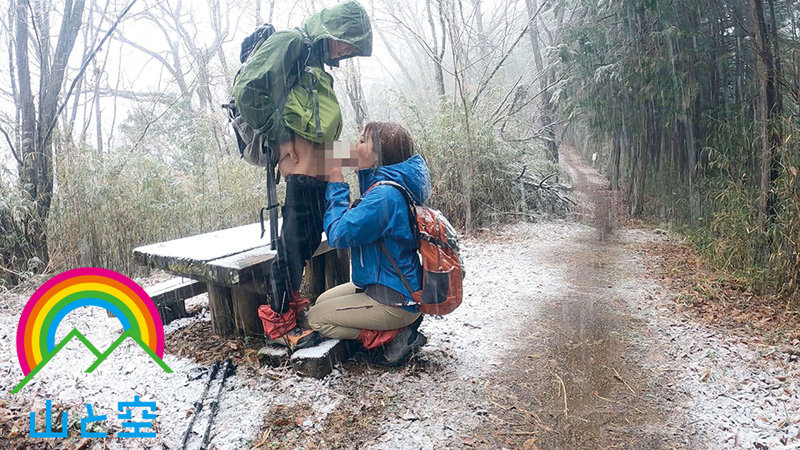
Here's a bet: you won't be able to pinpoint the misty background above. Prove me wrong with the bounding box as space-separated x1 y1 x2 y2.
2 0 799 309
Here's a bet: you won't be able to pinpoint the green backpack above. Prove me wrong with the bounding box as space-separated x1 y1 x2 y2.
227 27 341 167
223 1 372 246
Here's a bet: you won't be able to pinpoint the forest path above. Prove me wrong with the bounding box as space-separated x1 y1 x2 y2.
3 146 795 449
478 145 685 449
298 145 797 450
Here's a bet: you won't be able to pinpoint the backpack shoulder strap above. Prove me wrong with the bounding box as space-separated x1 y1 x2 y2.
378 241 416 296
370 180 420 297
372 180 415 206
293 28 323 138
372 181 419 243
294 27 313 67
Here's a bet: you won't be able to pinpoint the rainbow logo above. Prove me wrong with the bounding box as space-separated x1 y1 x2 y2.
12 267 171 394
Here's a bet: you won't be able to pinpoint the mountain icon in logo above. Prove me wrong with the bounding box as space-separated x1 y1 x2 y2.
11 328 172 394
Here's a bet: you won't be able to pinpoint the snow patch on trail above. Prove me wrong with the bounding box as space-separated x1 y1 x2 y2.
368 221 583 449
617 229 800 448
418 221 576 378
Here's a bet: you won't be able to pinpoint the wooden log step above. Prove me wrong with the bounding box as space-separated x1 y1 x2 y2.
290 339 357 378
257 346 289 367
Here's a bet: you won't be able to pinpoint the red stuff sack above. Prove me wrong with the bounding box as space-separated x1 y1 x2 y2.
368 181 465 315
257 305 296 339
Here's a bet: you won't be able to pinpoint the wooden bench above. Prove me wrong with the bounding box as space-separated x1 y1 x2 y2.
134 222 350 337
146 277 207 324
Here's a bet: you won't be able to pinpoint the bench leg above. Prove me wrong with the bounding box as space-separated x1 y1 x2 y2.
157 293 188 325
304 257 327 302
232 288 266 337
324 249 350 290
207 284 235 336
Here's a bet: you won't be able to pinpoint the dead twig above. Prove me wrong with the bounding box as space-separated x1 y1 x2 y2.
554 374 568 419
593 392 646 415
490 399 511 411
610 367 636 394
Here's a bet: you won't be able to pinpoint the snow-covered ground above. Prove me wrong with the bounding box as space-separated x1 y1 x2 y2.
1 221 798 449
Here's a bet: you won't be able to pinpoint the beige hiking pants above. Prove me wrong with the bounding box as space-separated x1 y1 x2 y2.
307 282 420 340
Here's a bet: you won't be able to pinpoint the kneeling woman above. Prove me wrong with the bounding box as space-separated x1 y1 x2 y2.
307 122 428 366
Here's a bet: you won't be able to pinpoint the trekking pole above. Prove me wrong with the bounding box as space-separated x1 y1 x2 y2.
199 359 233 450
180 361 219 449
266 167 280 250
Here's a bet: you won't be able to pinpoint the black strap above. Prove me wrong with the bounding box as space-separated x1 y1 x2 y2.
370 181 419 244
355 180 420 296
378 240 416 296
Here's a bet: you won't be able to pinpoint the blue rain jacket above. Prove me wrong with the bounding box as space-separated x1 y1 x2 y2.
324 155 431 308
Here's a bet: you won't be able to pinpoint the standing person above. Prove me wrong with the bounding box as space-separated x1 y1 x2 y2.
234 2 372 347
307 122 430 366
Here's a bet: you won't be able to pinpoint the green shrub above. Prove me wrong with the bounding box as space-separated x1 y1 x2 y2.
690 116 800 302
0 182 43 287
47 107 265 278
396 97 567 229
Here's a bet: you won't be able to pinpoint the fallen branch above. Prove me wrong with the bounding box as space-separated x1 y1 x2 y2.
554 373 568 419
593 392 645 415
611 367 636 395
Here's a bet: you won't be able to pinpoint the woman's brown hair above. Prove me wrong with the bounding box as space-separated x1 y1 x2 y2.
363 121 414 166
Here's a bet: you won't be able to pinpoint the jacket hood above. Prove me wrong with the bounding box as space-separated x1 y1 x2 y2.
358 154 431 205
304 1 372 67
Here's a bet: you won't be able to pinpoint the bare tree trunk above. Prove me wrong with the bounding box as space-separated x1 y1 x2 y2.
14 0 85 263
93 60 103 155
209 0 231 86
750 0 779 219
526 0 558 162
6 2 21 154
14 0 36 195
447 0 473 234
268 0 274 23
426 0 446 96
106 42 123 151
629 120 647 217
609 131 621 191
344 60 368 129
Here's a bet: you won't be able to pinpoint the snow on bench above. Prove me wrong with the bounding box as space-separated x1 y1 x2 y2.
134 222 350 337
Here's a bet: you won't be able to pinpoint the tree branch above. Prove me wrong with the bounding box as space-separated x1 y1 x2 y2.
41 0 137 149
0 122 21 165
470 0 549 108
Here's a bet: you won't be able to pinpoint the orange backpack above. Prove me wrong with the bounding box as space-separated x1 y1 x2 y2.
369 181 465 315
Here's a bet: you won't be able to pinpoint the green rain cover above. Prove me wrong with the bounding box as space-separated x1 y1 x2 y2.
232 1 372 146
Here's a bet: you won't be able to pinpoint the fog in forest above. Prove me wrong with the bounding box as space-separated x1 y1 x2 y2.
2 1 800 447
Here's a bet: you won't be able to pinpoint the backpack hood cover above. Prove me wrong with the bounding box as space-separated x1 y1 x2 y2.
304 1 373 67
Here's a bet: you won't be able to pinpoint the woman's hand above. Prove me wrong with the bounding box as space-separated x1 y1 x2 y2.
327 166 344 183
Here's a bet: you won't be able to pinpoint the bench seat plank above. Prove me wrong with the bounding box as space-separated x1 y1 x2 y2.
145 277 207 325
205 247 277 285
133 222 275 271
146 277 207 303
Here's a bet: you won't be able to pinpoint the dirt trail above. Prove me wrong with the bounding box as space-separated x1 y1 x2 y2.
293 145 798 450
485 145 682 448
2 146 798 449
